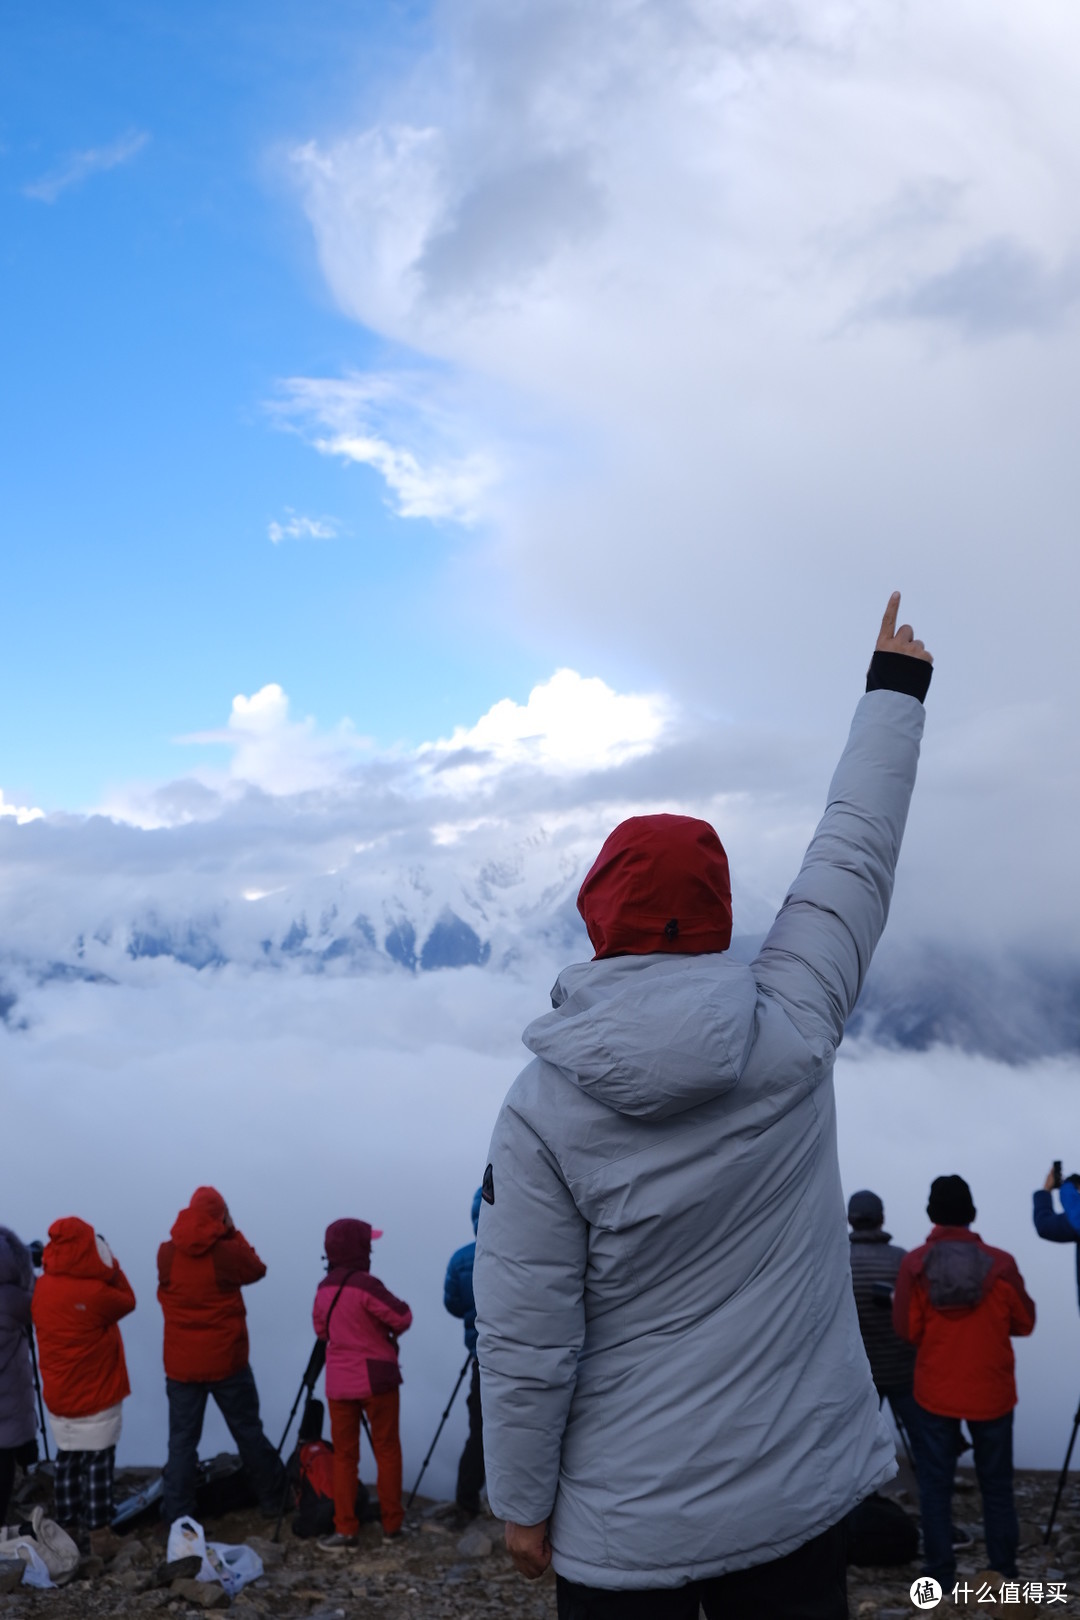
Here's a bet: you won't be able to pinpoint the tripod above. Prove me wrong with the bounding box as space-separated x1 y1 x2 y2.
272 1340 376 1542
1044 1391 1080 1545
405 1353 473 1510
27 1328 49 1464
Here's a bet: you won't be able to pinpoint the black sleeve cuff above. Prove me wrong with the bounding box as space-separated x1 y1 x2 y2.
865 649 933 703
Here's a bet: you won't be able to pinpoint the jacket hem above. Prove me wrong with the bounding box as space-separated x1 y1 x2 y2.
548 1461 895 1591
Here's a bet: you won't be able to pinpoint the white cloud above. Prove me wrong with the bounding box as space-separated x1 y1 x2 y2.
422 668 670 783
24 130 150 203
271 372 498 524
276 0 1080 975
0 789 43 825
280 0 1080 706
267 509 339 543
171 683 369 800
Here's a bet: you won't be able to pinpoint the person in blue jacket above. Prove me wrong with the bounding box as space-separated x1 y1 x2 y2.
444 1188 483 1522
1033 1165 1080 1303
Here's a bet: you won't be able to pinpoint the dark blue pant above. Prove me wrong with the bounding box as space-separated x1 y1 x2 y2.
455 1359 485 1512
915 1405 1018 1585
163 1365 285 1526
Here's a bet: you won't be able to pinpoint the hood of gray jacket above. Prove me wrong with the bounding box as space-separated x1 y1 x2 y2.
523 954 758 1121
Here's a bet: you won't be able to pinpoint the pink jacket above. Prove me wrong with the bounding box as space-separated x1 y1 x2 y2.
313 1220 412 1402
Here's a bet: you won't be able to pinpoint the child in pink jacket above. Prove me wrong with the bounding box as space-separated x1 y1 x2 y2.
312 1220 412 1547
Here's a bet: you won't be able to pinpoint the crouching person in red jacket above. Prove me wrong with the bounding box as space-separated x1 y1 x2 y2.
312 1220 412 1549
32 1218 135 1557
158 1188 286 1526
893 1175 1035 1591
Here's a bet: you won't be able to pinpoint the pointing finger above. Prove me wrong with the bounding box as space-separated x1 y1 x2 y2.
879 591 900 641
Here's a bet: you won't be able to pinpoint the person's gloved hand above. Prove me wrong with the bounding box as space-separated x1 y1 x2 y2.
505 1519 551 1579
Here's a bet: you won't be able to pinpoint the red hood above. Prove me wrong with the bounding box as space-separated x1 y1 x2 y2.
171 1186 229 1256
577 814 733 960
43 1216 114 1280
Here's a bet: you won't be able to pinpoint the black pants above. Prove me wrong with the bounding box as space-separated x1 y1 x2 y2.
455 1359 485 1512
162 1365 286 1526
556 1521 848 1620
0 1447 16 1527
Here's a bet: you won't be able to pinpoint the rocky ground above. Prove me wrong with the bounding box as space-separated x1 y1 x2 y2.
3 1464 1080 1617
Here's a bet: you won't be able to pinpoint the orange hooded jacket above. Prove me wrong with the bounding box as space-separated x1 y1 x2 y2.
157 1187 266 1384
31 1217 135 1418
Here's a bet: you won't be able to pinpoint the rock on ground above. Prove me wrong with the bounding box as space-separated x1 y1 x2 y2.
1 1466 1079 1617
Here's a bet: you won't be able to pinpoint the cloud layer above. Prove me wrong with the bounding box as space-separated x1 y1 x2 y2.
280 0 1080 925
24 129 149 203
3 668 1079 1070
4 978 1078 1480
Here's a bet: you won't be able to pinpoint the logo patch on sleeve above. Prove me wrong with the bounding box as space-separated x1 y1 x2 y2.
481 1163 495 1205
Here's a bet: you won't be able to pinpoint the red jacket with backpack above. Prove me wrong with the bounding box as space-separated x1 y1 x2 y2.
32 1218 135 1418
157 1187 267 1383
892 1226 1035 1420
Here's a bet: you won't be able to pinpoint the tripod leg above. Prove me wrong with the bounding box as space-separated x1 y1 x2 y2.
271 1454 294 1545
1044 1404 1080 1545
28 1331 49 1464
892 1409 915 1470
405 1355 473 1511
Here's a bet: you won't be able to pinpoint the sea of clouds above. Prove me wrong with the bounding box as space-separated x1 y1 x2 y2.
5 963 1080 1493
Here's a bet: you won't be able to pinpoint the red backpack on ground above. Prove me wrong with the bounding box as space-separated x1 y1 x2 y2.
289 1400 373 1538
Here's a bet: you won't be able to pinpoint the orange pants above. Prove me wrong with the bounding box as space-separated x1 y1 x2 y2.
328 1392 403 1536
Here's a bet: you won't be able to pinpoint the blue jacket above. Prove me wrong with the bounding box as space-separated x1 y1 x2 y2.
444 1190 482 1355
1033 1188 1080 1306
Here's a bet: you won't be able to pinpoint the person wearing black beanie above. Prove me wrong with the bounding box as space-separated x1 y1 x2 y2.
926 1176 977 1229
892 1178 1035 1591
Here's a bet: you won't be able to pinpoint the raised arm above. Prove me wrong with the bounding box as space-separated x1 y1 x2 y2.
474 1088 588 1577
212 1232 267 1288
1033 1180 1079 1243
361 1278 413 1336
91 1261 136 1325
753 593 933 1051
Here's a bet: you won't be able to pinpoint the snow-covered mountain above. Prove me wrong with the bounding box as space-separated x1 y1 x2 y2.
3 816 1078 1066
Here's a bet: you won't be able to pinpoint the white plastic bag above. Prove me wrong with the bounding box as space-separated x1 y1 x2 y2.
16 1543 54 1590
167 1516 263 1595
0 1506 80 1587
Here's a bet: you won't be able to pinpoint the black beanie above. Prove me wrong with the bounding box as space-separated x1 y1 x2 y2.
927 1174 976 1227
847 1190 885 1230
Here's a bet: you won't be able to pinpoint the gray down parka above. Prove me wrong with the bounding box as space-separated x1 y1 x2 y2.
0 1227 37 1452
474 689 924 1589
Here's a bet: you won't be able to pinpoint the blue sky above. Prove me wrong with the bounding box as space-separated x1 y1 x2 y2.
1 0 552 810
3 0 1079 892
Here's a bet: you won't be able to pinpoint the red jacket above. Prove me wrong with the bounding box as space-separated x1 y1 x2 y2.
31 1218 135 1418
892 1226 1035 1420
157 1187 266 1384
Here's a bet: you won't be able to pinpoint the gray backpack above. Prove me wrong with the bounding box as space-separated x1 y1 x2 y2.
923 1241 992 1311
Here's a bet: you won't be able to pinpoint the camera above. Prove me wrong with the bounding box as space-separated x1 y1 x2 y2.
1053 1161 1063 1190
871 1280 894 1308
28 1239 45 1269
